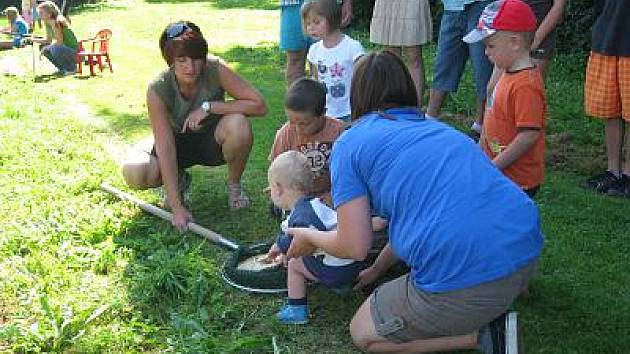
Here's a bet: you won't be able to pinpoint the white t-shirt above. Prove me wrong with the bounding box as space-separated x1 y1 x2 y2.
307 35 365 119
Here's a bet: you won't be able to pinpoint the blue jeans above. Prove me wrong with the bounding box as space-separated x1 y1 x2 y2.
42 44 77 73
431 0 493 99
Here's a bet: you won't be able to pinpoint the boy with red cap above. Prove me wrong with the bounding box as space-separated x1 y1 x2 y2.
464 0 546 198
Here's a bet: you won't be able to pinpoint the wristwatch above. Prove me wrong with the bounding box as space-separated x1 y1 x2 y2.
201 101 212 114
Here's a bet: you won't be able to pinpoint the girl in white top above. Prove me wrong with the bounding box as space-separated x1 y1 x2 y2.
302 0 364 122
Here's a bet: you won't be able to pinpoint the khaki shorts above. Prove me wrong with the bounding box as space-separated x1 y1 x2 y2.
370 261 537 343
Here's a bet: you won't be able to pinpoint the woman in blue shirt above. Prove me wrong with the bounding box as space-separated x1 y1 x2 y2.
286 51 543 353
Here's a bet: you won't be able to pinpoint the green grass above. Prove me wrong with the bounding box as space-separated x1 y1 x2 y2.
1 0 629 352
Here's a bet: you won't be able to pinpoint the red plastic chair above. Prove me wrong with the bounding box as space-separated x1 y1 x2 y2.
76 29 113 76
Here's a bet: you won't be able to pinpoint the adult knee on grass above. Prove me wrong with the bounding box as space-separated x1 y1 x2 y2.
121 159 160 189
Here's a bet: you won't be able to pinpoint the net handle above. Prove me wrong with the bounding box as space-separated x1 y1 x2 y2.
100 183 240 251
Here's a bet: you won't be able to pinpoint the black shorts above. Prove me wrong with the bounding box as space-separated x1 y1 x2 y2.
527 0 556 60
151 124 225 169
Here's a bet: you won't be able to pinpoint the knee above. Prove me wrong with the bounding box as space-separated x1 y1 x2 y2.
221 114 252 145
350 317 372 351
121 160 156 189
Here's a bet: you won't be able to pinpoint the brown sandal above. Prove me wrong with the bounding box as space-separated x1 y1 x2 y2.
228 182 251 209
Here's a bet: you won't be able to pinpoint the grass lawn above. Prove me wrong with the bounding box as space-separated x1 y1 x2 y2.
1 0 629 352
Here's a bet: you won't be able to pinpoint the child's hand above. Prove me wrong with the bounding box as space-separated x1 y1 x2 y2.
263 243 281 264
354 266 381 290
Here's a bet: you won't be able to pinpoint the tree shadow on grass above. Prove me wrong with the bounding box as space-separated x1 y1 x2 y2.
96 107 150 141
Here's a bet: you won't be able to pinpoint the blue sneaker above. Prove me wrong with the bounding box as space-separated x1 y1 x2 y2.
276 304 309 325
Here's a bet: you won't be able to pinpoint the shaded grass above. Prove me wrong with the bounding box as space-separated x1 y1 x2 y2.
1 0 629 352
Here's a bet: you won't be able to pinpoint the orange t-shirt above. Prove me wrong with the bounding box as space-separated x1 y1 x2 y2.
482 68 546 189
269 117 346 198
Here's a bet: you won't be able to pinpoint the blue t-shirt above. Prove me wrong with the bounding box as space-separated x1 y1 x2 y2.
11 17 29 47
331 108 544 293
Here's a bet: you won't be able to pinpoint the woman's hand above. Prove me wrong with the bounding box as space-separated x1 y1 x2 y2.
172 206 193 232
181 107 207 133
354 265 381 290
286 227 318 259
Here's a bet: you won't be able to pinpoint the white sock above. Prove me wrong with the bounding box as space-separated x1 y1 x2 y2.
471 121 483 133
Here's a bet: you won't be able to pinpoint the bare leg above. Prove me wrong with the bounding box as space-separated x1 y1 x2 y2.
427 89 448 118
215 113 253 208
350 295 478 353
475 97 486 126
403 46 425 108
215 113 253 185
287 257 318 299
286 49 307 85
605 118 623 173
121 151 162 189
623 121 630 174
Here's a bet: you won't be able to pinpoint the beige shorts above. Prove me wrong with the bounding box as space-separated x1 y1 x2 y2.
370 261 537 343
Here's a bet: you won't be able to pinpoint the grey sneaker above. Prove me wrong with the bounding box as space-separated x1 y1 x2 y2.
478 311 520 354
162 169 191 209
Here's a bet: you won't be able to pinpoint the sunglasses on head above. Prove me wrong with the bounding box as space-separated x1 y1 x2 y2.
166 23 191 39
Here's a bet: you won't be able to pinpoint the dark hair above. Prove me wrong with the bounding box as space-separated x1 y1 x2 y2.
301 0 341 33
159 21 208 66
350 51 418 121
284 78 326 117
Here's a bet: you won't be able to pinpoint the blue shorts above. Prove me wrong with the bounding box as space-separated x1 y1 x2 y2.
303 255 364 289
432 0 493 99
280 3 314 52
12 36 23 48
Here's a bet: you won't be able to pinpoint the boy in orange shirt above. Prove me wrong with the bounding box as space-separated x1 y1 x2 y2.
464 0 545 197
269 77 346 207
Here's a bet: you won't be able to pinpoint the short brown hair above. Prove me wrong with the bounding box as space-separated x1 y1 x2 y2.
268 151 314 194
350 51 418 121
301 0 341 33
284 78 326 117
159 21 208 66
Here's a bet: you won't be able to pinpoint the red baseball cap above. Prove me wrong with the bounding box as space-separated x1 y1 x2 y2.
463 0 537 43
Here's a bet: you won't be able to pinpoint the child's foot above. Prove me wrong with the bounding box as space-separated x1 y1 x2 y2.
607 174 630 198
584 170 619 193
276 304 309 325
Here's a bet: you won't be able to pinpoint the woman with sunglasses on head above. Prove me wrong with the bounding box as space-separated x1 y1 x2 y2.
122 21 267 232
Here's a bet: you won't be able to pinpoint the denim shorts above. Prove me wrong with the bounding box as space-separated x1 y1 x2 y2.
432 0 493 99
280 3 315 52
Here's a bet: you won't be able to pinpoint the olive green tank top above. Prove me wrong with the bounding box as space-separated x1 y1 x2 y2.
149 57 225 133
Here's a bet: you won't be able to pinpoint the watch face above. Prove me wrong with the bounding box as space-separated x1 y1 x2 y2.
202 101 210 112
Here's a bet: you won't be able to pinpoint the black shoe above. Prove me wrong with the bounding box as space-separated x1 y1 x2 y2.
585 171 619 193
478 311 520 354
607 174 630 198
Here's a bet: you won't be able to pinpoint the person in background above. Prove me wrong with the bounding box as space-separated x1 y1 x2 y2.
426 0 493 139
279 0 352 86
32 1 77 75
303 0 364 123
584 0 630 197
0 6 29 50
465 0 546 198
369 0 432 107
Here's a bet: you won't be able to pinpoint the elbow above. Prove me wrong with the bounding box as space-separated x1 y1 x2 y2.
350 247 369 262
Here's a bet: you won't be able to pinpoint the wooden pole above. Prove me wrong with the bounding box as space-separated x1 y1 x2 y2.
100 183 240 251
